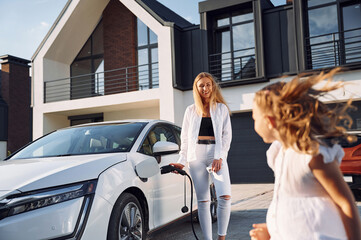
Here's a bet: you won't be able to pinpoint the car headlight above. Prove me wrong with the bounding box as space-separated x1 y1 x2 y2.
0 180 97 221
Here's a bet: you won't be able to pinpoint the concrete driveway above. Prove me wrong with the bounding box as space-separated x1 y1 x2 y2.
147 184 361 240
147 184 274 240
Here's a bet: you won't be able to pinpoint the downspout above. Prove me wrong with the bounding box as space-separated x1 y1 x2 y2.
168 22 177 89
30 60 34 141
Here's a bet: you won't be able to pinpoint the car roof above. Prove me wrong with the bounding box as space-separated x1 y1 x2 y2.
64 119 177 129
346 130 361 136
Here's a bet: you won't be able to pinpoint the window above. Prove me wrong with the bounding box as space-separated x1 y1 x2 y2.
137 19 159 90
209 4 256 82
305 0 361 69
139 125 177 156
71 20 104 99
342 3 361 64
68 113 104 126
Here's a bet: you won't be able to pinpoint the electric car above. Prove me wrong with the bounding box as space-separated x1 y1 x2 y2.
0 120 215 239
340 130 361 200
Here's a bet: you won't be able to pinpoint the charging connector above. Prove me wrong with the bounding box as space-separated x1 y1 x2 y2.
160 164 199 240
160 165 186 176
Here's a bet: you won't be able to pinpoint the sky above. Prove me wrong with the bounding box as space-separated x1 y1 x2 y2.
0 0 286 62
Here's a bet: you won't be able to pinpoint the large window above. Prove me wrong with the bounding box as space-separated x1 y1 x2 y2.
305 0 361 69
71 20 104 99
209 5 256 82
137 19 158 90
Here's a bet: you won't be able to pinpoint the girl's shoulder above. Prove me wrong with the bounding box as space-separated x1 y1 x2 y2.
266 141 282 170
317 144 344 165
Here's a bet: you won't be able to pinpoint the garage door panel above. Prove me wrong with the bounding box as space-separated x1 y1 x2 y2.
228 112 274 183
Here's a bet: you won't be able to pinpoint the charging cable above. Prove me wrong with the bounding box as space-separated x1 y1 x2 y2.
160 165 199 240
182 177 189 213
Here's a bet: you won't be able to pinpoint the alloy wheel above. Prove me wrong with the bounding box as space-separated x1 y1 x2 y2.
118 202 143 240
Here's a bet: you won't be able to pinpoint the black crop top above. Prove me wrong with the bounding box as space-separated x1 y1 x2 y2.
198 117 214 137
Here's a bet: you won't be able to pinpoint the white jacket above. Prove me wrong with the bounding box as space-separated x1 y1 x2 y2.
177 103 232 165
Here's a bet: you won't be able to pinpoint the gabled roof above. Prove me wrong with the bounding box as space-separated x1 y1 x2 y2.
32 0 195 61
137 0 194 28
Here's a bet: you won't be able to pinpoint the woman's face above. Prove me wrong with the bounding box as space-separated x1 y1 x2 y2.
197 77 213 100
252 102 277 143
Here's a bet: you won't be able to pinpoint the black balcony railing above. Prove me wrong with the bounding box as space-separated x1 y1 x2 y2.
305 27 361 70
209 48 256 82
44 63 159 103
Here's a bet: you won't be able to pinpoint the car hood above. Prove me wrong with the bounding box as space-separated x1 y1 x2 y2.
0 153 127 194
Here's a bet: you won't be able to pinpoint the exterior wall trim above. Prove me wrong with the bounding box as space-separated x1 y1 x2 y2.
134 0 173 27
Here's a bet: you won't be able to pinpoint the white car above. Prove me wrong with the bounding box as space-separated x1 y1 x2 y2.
0 120 217 240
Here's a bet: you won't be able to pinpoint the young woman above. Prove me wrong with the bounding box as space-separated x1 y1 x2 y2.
171 72 232 240
249 68 361 240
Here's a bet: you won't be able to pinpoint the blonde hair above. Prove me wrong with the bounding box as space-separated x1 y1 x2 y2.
193 72 230 116
254 68 355 155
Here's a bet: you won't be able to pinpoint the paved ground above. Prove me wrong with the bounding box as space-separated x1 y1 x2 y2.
147 184 361 240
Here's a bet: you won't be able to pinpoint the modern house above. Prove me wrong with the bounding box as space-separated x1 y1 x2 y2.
0 55 32 159
31 0 361 183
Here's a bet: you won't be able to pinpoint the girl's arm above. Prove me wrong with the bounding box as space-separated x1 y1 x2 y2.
309 154 361 240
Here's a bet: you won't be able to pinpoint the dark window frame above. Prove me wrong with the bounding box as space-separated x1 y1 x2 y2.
212 10 256 81
206 1 266 86
70 20 104 98
303 0 361 70
68 113 104 126
136 19 159 90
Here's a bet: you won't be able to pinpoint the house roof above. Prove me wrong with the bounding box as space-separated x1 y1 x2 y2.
32 0 194 61
0 55 30 67
137 0 194 28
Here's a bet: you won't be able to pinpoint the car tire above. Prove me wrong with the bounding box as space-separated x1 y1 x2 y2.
210 183 217 223
107 193 145 240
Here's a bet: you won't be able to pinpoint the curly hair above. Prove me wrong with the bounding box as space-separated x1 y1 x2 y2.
254 68 355 155
193 72 230 116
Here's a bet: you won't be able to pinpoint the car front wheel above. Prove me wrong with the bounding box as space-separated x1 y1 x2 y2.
194 184 218 223
210 183 217 223
107 193 145 240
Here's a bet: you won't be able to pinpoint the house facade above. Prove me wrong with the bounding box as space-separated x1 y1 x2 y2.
32 0 361 183
0 55 32 160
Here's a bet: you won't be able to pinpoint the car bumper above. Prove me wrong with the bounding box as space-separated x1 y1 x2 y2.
0 197 85 240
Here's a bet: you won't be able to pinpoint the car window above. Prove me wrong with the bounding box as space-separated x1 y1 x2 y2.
9 122 146 159
172 125 181 145
339 135 361 148
139 125 177 156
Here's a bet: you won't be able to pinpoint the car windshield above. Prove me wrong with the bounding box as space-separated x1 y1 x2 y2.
339 135 361 148
9 122 147 159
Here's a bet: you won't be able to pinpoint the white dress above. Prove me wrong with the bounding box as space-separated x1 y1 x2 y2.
266 141 347 240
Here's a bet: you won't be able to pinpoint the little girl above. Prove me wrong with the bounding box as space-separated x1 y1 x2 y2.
249 68 361 240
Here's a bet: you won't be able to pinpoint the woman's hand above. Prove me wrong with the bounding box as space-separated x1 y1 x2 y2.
249 223 270 240
170 163 185 174
212 158 222 172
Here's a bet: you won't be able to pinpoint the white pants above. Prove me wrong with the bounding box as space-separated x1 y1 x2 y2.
189 143 231 239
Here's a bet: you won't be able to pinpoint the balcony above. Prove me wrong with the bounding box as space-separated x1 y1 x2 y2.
305 27 361 70
209 48 256 82
44 63 159 103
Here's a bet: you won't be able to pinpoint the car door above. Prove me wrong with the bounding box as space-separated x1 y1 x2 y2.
138 124 186 228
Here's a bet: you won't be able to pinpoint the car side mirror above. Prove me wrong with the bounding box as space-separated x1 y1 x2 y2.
153 141 179 156
135 158 159 178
